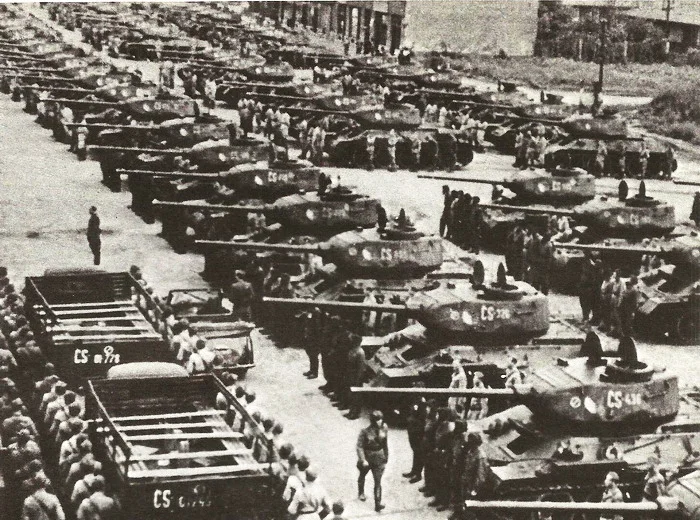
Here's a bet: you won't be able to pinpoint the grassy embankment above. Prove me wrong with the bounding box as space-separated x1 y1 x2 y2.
450 55 700 145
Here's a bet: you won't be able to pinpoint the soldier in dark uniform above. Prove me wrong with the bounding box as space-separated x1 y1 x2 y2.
469 197 483 254
228 271 253 321
419 405 439 498
344 333 365 420
377 204 388 231
691 192 700 226
87 206 101 266
619 277 639 338
318 172 331 197
404 398 427 483
302 309 321 379
357 410 389 512
459 432 489 502
431 409 457 511
440 185 452 238
578 253 598 322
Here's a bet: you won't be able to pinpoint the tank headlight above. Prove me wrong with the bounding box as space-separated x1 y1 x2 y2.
603 211 611 218
462 311 473 325
362 249 373 261
375 112 382 121
255 67 262 74
254 175 263 186
96 77 105 86
109 88 117 96
179 127 189 136
342 98 350 106
537 182 548 193
334 98 341 107
142 102 151 112
218 153 226 162
692 249 700 258
348 246 357 256
616 214 627 225
305 209 316 221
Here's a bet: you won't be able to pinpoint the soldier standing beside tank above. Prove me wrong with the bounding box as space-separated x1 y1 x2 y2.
431 409 456 511
387 129 399 172
609 269 624 337
365 133 377 171
467 372 488 420
302 310 321 380
638 141 650 179
537 234 554 295
593 141 608 177
404 399 427 484
468 197 483 254
228 271 253 321
298 119 309 160
619 276 639 338
599 267 614 332
663 145 675 179
690 192 700 226
600 471 624 520
643 456 667 501
344 333 365 420
459 433 489 501
578 253 598 322
357 410 388 512
440 185 452 238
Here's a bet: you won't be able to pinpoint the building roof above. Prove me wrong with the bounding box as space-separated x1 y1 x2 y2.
625 5 700 27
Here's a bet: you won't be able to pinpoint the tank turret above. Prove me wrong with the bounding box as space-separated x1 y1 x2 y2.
482 181 676 237
421 167 596 205
199 218 440 277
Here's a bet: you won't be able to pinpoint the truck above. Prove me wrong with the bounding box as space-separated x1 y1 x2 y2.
86 365 283 519
23 269 172 382
164 288 256 376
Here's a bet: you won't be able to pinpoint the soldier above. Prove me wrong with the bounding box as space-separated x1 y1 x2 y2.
593 140 607 177
459 433 489 501
302 310 320 380
599 267 614 332
619 276 639 338
404 398 427 483
609 269 624 338
663 145 675 179
365 133 376 171
638 141 650 179
344 334 365 420
468 197 483 254
410 136 422 172
22 477 65 520
76 475 119 520
430 408 456 511
377 204 388 231
537 234 554 294
357 410 389 512
387 129 399 171
514 130 527 169
690 192 700 226
87 206 101 266
298 119 310 160
448 359 467 415
311 123 326 166
600 471 624 520
643 456 666 501
288 468 331 519
467 372 488 420
578 253 598 322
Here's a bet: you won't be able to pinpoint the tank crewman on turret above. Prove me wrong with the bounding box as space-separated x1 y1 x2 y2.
638 141 650 179
690 192 700 226
357 410 389 512
617 335 639 368
581 331 605 366
377 204 388 231
600 471 624 520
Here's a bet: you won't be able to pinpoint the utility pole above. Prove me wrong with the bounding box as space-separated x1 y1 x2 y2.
663 0 674 38
593 18 607 114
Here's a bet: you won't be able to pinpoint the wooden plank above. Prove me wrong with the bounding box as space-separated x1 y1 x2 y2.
112 410 226 423
101 421 230 432
130 448 251 462
52 307 141 316
126 432 243 442
50 325 155 333
53 333 161 342
43 301 134 309
129 462 268 480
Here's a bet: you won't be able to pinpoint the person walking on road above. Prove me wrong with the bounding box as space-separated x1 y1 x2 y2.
357 410 389 512
87 206 101 266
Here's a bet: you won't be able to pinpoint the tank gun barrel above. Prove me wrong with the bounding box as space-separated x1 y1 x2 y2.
196 240 320 253
263 297 406 313
117 169 221 179
462 500 664 514
418 174 500 185
87 145 187 155
0 65 58 73
480 203 574 217
25 86 92 94
674 180 700 187
0 51 45 61
154 201 267 212
45 98 117 108
13 74 77 83
350 386 516 397
64 123 154 130
552 242 664 255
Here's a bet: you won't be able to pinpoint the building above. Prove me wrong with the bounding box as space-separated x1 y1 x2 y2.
252 1 407 54
402 0 540 56
623 0 700 51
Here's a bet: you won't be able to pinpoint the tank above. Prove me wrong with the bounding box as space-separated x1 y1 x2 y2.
358 335 700 502
555 231 700 344
482 181 676 239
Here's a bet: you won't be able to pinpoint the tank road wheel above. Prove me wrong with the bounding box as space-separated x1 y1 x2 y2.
676 311 699 345
532 492 575 520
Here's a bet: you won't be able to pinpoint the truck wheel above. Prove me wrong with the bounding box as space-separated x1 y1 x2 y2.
676 313 699 345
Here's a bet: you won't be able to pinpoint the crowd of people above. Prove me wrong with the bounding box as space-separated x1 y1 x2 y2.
0 268 119 520
440 185 486 254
